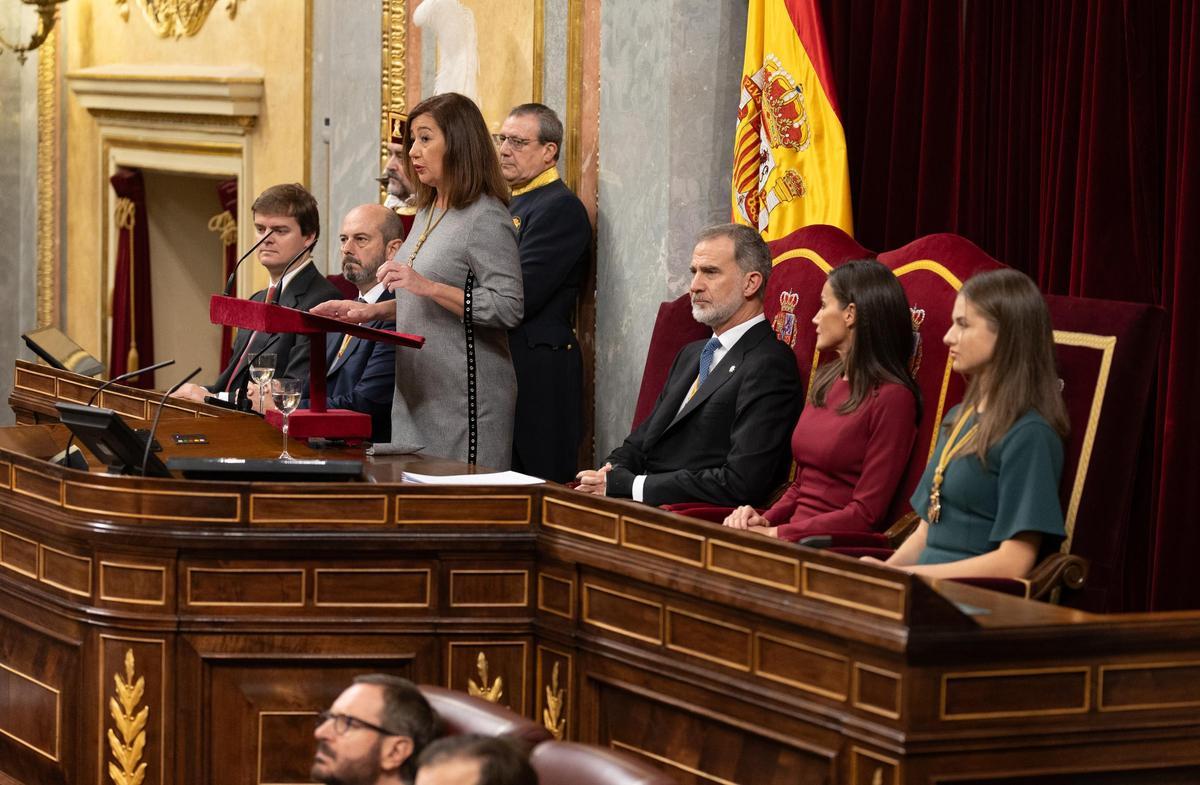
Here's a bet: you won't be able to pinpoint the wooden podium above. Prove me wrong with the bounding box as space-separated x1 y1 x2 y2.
2 364 1200 785
209 294 423 440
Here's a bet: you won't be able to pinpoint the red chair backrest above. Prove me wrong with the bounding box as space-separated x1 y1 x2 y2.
418 685 553 748
326 273 359 299
630 294 709 429
530 740 676 785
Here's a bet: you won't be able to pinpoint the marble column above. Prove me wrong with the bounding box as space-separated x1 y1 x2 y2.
593 0 748 459
0 6 45 426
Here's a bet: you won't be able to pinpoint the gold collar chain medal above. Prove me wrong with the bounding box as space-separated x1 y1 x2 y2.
405 206 450 267
927 406 979 524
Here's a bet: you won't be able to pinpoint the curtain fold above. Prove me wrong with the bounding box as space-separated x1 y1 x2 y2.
108 168 155 389
209 179 240 370
819 0 1200 610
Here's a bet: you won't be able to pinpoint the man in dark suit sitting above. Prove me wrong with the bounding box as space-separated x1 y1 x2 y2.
173 183 343 407
577 223 802 507
248 204 402 443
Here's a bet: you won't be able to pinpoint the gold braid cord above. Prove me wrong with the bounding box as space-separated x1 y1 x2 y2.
467 652 504 704
114 197 139 369
107 649 148 785
542 661 565 740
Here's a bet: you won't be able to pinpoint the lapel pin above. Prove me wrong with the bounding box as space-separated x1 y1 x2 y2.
728 365 736 373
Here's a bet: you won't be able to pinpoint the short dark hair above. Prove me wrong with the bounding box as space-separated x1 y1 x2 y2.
404 93 510 211
508 103 563 161
417 735 537 785
695 223 772 299
251 183 321 242
352 674 436 782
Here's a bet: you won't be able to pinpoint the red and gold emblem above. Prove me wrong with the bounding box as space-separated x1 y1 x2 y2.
771 290 801 348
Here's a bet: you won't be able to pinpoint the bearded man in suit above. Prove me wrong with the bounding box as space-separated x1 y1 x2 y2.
577 223 802 507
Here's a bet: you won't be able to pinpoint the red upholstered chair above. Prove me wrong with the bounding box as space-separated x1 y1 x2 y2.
326 273 359 299
529 741 676 785
418 685 553 748
630 293 709 429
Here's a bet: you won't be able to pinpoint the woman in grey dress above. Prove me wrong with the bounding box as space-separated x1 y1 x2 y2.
313 93 523 468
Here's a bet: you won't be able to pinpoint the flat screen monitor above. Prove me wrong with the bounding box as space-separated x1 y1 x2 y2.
55 402 171 478
22 327 105 377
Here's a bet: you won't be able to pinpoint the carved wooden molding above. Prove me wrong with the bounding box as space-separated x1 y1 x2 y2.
107 649 148 785
115 0 244 38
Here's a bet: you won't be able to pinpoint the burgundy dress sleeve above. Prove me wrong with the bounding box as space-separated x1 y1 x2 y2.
776 384 917 542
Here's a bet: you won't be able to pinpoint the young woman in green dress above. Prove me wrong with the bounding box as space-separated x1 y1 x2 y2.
868 269 1070 579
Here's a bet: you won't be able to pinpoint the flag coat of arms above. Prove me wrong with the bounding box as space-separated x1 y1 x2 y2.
733 0 853 242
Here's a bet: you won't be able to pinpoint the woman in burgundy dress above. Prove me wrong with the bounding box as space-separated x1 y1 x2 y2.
723 259 920 541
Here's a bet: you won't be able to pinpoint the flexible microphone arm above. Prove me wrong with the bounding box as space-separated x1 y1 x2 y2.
222 228 275 296
141 367 202 477
57 358 176 468
272 239 319 305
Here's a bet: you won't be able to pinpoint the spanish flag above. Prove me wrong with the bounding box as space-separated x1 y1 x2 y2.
733 0 853 242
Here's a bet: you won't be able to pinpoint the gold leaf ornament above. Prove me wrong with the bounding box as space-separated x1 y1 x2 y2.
114 0 244 38
467 652 504 703
542 661 565 740
108 650 149 785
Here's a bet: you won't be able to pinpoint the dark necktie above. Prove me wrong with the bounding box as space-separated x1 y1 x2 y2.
698 335 721 386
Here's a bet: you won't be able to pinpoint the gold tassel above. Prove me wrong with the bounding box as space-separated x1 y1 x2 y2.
115 198 139 375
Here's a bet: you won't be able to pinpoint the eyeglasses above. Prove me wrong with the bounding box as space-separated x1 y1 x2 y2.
491 134 538 151
315 711 402 737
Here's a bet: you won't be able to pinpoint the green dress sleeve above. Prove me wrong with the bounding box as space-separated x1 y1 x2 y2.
989 414 1066 545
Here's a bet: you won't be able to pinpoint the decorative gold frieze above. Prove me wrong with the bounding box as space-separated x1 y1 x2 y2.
542 662 565 740
467 652 503 704
36 25 59 328
107 649 148 785
115 0 243 38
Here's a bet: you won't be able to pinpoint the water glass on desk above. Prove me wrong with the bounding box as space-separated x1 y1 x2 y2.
249 353 276 413
271 377 301 460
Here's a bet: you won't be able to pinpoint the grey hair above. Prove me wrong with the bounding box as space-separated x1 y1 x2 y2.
695 223 772 298
508 103 563 161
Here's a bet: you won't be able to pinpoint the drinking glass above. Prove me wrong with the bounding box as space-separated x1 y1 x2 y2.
249 353 276 413
270 378 301 460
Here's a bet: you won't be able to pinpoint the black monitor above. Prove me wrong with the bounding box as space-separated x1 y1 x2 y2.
54 402 171 478
22 327 105 377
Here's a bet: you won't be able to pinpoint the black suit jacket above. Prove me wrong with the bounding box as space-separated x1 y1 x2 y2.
304 290 396 442
210 263 344 402
605 319 802 507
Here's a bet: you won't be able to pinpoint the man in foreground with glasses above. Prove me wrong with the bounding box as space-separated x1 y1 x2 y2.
495 103 592 483
312 674 436 785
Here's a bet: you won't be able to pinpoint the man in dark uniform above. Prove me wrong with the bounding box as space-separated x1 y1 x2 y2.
496 103 592 483
383 110 417 239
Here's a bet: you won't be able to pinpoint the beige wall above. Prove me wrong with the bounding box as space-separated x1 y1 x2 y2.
64 0 311 363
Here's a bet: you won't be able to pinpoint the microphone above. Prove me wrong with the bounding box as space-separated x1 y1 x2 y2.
272 239 319 305
141 367 202 477
222 229 275 296
55 358 176 469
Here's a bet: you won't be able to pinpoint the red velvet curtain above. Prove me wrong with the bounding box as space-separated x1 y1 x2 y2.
108 168 156 389
211 179 239 370
819 0 1200 610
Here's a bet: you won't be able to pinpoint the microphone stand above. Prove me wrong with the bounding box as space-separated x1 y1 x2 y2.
141 367 202 477
222 228 275 296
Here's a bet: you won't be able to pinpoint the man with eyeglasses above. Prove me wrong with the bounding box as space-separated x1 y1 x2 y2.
495 103 592 483
312 674 436 785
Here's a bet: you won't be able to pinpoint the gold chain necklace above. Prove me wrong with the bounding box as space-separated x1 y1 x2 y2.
927 406 979 524
404 205 450 267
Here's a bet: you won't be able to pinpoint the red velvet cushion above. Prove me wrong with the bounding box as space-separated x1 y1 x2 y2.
631 294 708 429
530 741 676 785
418 685 552 748
326 274 359 299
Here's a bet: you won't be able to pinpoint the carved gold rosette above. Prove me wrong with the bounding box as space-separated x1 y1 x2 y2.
467 652 504 704
115 0 244 38
107 649 148 785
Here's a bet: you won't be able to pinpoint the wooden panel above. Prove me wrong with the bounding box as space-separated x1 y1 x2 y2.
1099 662 1200 712
755 633 849 701
313 569 431 608
396 494 531 525
0 460 9 489
259 712 318 784
621 517 705 566
536 572 575 620
99 561 167 606
707 538 799 591
542 496 618 542
249 493 388 525
0 528 39 578
536 646 573 741
582 583 663 645
449 570 529 608
853 663 902 719
0 662 60 761
13 366 56 396
666 607 751 672
447 642 528 715
850 746 899 785
186 568 306 607
39 545 91 597
55 378 95 404
98 389 147 420
941 667 1090 720
802 562 906 620
64 482 240 523
597 683 835 785
98 635 166 785
11 466 60 505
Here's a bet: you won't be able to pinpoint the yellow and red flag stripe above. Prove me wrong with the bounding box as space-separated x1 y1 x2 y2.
733 0 853 244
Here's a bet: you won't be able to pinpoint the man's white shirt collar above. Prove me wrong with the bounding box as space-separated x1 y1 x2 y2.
270 257 314 297
360 281 387 304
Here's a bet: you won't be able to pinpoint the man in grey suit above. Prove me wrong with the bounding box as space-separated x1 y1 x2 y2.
577 223 802 507
173 183 342 408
